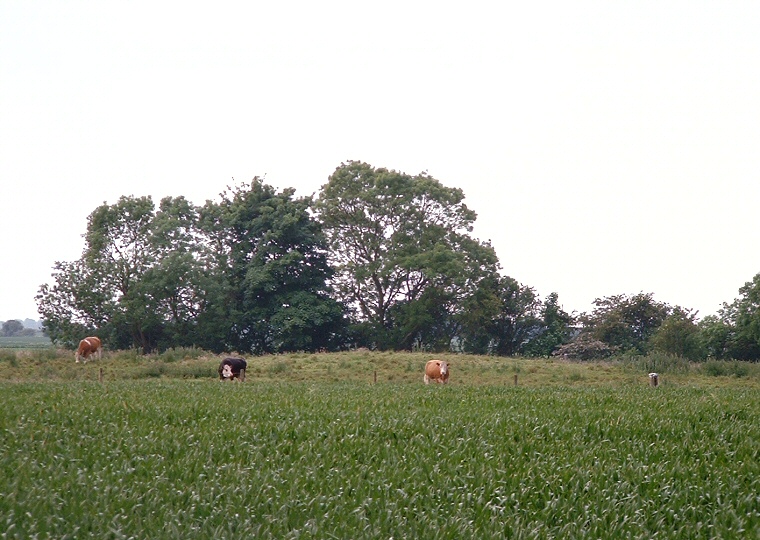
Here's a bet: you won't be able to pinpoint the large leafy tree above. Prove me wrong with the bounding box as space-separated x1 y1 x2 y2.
37 196 161 350
198 179 346 354
37 183 346 354
458 275 543 356
1 320 25 337
719 273 760 360
522 292 574 357
579 292 670 355
696 315 731 360
316 161 498 350
648 307 704 360
140 196 211 350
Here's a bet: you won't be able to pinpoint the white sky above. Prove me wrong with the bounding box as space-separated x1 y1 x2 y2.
2 1 759 323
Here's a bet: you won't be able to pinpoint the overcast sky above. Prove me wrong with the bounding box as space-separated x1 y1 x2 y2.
2 1 759 323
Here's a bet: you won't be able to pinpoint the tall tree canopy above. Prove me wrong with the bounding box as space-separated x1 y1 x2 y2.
37 181 346 354
316 161 499 350
1 320 25 337
197 179 346 354
522 292 574 357
719 272 760 360
648 307 703 360
457 275 543 356
579 292 670 355
37 195 162 350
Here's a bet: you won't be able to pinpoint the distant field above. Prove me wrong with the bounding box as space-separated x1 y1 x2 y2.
0 380 758 539
0 335 52 349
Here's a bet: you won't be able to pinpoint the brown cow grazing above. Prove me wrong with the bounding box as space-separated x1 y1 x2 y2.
75 336 102 363
424 359 449 384
219 357 247 381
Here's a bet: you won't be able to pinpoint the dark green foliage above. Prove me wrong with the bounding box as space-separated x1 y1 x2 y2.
34 161 757 360
36 182 346 354
696 315 732 360
197 180 346 354
458 275 543 356
649 307 705 360
580 292 671 355
522 292 574 357
317 161 499 351
719 273 760 361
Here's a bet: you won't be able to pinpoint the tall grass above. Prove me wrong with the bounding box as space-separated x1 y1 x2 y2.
618 351 692 374
0 381 758 538
2 349 760 388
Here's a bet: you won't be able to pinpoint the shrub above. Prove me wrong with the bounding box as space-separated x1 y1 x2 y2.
268 361 292 374
553 334 618 360
621 352 691 374
703 360 750 378
158 347 204 363
134 362 168 378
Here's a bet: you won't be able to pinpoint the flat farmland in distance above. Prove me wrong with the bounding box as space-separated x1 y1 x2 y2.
0 335 52 349
1 380 758 539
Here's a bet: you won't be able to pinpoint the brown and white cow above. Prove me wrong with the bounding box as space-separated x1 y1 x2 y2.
424 359 449 384
75 336 102 363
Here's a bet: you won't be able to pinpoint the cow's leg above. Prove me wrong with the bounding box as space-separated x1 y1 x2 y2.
424 374 430 384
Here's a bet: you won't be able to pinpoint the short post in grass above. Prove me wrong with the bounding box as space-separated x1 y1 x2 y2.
514 374 518 386
240 368 246 382
99 367 103 383
374 370 377 384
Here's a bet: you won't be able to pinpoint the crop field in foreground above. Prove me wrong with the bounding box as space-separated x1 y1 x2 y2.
0 381 758 539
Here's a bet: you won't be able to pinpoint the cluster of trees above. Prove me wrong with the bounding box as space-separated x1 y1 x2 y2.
1 320 36 337
36 161 760 360
556 289 760 361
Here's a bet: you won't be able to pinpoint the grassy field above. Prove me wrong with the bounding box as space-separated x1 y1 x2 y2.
0 349 759 538
0 335 52 349
1 346 760 387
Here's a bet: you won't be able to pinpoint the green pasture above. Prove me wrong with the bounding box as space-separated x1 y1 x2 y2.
1 376 759 539
1 347 760 388
0 335 52 349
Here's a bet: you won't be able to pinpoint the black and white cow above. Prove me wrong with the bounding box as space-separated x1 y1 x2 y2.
218 357 247 381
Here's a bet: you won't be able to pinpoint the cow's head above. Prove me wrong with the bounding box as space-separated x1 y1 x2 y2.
439 362 448 376
222 364 233 379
